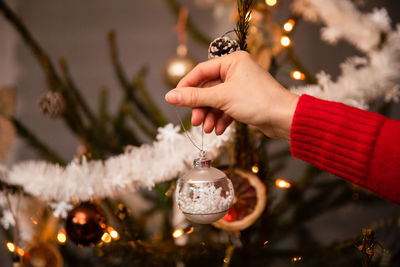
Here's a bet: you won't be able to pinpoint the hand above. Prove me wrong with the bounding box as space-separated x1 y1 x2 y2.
165 51 299 140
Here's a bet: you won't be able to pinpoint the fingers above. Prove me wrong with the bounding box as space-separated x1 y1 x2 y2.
191 79 222 126
176 58 225 88
204 108 222 133
192 107 207 126
215 113 234 135
165 83 225 109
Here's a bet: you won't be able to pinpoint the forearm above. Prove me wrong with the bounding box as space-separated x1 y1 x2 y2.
290 95 400 204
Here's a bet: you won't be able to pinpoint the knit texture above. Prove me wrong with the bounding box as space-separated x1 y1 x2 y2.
290 95 400 204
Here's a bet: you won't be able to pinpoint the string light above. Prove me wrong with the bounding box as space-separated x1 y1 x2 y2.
6 242 15 252
251 165 259 174
283 19 295 32
291 256 302 263
16 248 24 257
101 232 112 243
263 240 269 246
172 228 184 239
280 36 291 47
107 226 120 240
57 229 67 244
291 70 306 80
275 179 291 188
186 226 194 235
265 0 277 6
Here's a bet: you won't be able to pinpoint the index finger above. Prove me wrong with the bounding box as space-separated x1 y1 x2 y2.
176 56 228 88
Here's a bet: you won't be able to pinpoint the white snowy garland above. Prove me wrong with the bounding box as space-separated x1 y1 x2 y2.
290 0 400 109
0 124 233 217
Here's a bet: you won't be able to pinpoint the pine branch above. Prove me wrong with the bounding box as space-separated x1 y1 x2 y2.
0 1 91 141
235 0 254 51
58 58 97 125
0 0 62 91
97 87 109 128
108 30 163 127
10 117 66 165
133 67 169 127
123 103 157 139
113 100 141 146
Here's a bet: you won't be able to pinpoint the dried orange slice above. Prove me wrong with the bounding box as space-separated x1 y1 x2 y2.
212 168 267 231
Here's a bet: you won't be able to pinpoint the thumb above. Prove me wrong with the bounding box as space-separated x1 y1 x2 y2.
165 85 224 109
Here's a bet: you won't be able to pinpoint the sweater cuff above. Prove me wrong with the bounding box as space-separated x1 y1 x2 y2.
290 95 385 185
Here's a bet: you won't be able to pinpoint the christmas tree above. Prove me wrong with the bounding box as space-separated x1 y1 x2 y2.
0 0 400 266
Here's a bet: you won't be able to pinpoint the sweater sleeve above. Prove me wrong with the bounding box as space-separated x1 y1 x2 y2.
290 94 400 204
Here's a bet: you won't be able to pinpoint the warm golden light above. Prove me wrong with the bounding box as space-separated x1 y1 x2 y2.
280 36 291 47
186 226 194 235
30 217 38 225
72 211 87 224
246 11 252 21
263 240 269 245
291 256 302 262
16 247 24 257
101 232 112 243
172 228 184 239
283 19 295 32
291 70 306 80
265 0 277 6
6 242 15 252
251 165 259 174
109 228 119 240
57 229 67 244
275 179 291 188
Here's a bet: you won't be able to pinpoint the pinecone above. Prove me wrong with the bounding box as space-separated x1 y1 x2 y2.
208 36 240 59
38 92 66 119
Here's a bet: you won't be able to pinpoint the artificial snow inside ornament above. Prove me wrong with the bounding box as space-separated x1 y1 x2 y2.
65 202 106 246
208 36 240 59
176 154 234 224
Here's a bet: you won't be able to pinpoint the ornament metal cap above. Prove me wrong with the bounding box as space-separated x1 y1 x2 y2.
193 157 211 168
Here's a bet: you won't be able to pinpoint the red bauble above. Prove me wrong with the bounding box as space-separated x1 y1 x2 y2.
65 202 106 246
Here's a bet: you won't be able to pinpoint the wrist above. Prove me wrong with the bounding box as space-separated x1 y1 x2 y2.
259 91 299 140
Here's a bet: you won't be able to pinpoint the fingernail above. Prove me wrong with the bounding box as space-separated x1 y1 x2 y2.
165 91 181 105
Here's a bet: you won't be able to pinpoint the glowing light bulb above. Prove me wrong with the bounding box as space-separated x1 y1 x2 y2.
291 256 302 263
6 242 15 252
280 36 291 47
101 232 112 243
265 0 277 6
172 229 184 239
16 248 24 257
251 165 259 174
186 226 194 235
108 227 119 240
57 229 67 244
275 179 291 188
291 70 306 80
283 19 295 32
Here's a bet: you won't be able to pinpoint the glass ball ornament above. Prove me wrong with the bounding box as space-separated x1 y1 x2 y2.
176 156 234 224
65 202 107 246
164 44 196 87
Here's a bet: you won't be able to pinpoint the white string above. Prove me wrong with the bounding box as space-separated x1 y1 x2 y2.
174 108 205 158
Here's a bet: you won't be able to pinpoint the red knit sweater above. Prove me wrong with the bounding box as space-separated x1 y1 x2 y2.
290 95 400 204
